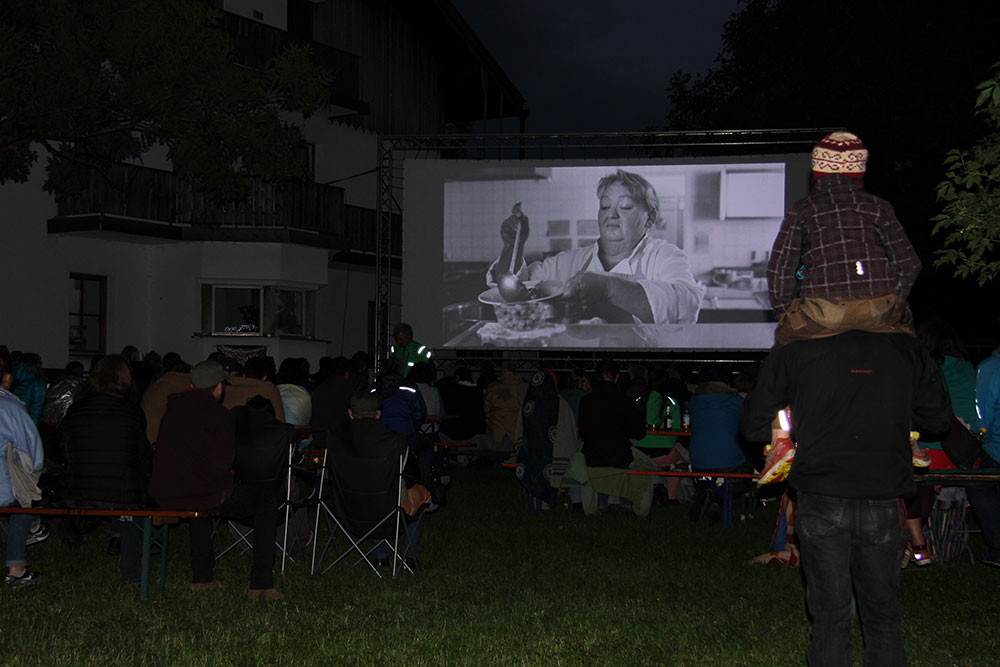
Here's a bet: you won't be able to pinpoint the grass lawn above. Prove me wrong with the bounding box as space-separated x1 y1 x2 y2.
2 468 999 666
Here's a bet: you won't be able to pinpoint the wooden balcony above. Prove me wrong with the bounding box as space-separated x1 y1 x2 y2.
48 163 400 257
220 8 367 113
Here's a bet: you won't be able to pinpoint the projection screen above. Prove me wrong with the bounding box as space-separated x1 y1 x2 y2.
402 155 811 351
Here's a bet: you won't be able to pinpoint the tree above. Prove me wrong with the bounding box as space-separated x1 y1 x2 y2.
662 0 1000 337
0 0 332 202
932 64 1000 286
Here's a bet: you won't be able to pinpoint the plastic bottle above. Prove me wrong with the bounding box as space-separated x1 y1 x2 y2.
682 403 691 431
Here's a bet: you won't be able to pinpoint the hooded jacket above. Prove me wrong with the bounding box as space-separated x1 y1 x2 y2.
149 389 235 510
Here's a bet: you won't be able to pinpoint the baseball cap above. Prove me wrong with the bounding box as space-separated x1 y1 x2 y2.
190 360 228 390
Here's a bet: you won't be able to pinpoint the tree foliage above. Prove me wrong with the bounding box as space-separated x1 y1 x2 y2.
662 0 1000 332
0 0 332 202
663 0 997 197
932 63 1000 286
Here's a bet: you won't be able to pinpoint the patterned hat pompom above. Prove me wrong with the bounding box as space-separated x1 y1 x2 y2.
812 131 868 174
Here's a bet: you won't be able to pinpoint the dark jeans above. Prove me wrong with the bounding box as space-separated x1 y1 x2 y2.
965 451 1000 561
371 512 425 560
189 482 278 590
4 512 34 568
796 491 908 667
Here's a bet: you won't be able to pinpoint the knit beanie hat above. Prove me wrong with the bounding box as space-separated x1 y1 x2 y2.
811 132 868 175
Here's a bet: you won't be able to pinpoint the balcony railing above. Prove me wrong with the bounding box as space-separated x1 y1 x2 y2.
58 163 346 235
220 11 362 110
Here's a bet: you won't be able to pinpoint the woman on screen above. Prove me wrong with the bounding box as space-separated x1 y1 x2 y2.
487 169 704 324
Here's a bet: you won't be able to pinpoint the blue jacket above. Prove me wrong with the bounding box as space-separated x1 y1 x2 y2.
978 352 1000 461
376 374 427 450
0 388 44 506
13 364 45 425
689 391 746 470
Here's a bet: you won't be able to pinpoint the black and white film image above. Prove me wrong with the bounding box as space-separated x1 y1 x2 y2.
439 163 786 349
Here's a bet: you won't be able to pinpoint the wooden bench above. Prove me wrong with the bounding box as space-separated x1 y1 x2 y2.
0 506 215 599
915 468 1000 486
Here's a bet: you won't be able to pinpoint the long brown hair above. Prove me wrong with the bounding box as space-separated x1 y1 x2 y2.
88 354 137 401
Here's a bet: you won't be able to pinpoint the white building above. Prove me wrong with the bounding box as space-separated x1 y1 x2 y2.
1 0 525 369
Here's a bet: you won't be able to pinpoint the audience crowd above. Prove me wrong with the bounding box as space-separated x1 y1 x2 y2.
2 326 998 606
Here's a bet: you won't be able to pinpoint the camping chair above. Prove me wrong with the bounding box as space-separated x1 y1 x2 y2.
311 446 419 579
926 486 975 563
217 423 300 572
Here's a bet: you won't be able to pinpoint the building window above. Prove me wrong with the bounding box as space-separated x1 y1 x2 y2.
296 142 315 179
274 289 304 335
69 274 107 356
212 286 262 333
201 285 313 336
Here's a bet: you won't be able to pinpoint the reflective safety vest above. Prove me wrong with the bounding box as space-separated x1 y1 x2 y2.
389 340 432 376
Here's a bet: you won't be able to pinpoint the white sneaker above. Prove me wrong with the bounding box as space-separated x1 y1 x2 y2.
26 522 50 546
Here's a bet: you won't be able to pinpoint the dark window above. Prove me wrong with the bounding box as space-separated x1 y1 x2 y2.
68 274 107 356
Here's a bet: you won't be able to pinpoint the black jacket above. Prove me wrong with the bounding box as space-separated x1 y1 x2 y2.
233 405 295 491
741 331 952 499
578 380 645 468
339 418 407 460
310 374 354 441
439 382 486 440
59 392 152 507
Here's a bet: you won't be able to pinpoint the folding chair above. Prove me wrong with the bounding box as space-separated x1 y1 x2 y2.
217 421 300 572
311 447 419 579
926 487 975 563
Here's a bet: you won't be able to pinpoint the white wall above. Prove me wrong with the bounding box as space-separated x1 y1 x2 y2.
0 98 392 370
144 241 330 364
0 166 63 365
305 116 379 209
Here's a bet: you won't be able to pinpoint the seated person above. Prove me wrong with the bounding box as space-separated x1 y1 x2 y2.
224 357 286 422
579 360 645 468
39 360 87 464
573 359 655 516
480 362 527 456
12 353 46 426
1 348 46 587
310 356 354 444
437 366 486 443
231 395 297 554
140 359 193 445
148 360 285 601
342 391 427 572
687 372 751 522
514 369 578 507
59 355 152 585
557 369 591 425
375 358 430 481
488 169 704 324
275 358 312 428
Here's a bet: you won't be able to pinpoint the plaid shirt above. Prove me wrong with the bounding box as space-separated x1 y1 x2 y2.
767 175 921 317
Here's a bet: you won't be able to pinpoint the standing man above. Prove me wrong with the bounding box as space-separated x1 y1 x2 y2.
389 323 431 377
741 331 950 665
967 342 1000 565
149 360 284 601
1 348 47 586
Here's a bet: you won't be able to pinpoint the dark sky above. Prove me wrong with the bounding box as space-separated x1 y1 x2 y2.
451 1 741 133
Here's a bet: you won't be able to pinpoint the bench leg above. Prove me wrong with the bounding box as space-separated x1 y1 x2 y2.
159 523 170 596
722 479 733 528
140 517 152 601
